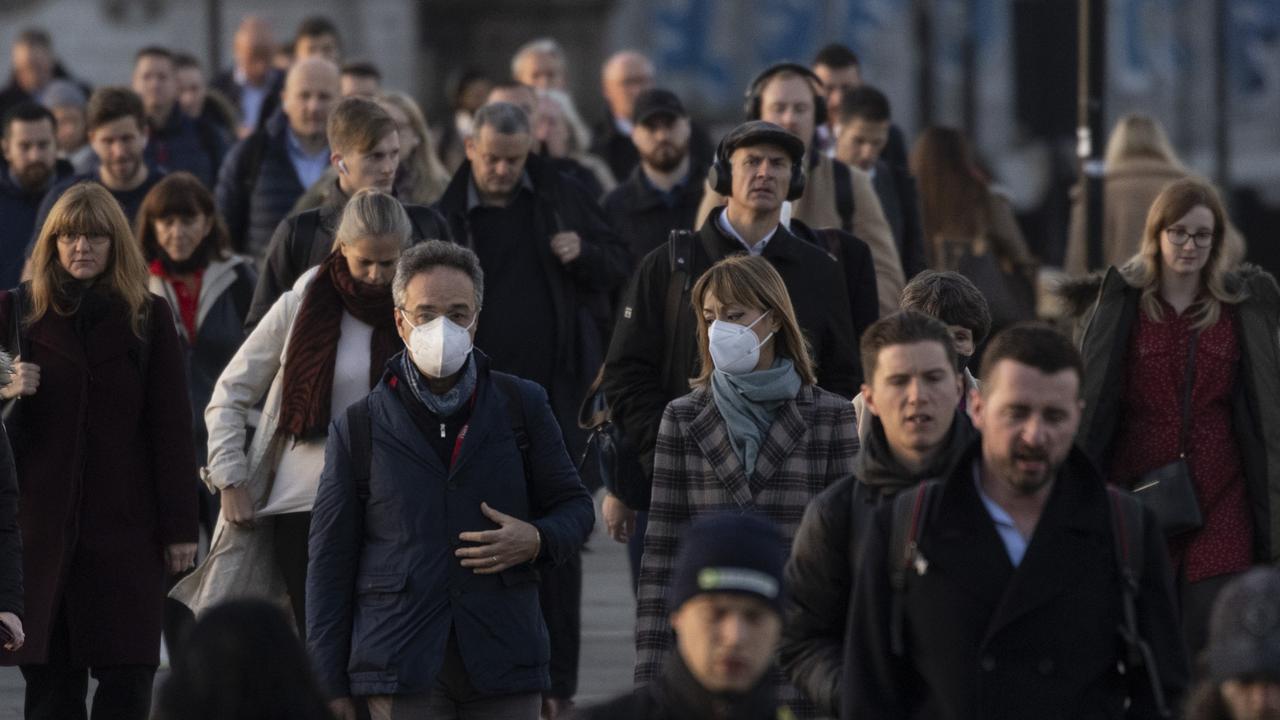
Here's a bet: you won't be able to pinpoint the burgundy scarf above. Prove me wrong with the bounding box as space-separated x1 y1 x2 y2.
279 251 398 438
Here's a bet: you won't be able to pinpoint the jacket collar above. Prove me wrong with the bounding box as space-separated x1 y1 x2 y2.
654 651 781 720
621 164 704 212
698 206 806 265
857 410 974 491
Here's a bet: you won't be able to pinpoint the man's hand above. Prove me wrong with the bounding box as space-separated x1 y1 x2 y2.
221 485 255 528
550 231 582 264
0 611 23 651
541 695 573 719
457 502 540 573
328 697 357 720
0 356 40 400
165 543 197 575
602 493 636 544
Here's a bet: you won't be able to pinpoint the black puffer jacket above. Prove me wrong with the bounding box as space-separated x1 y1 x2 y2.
215 110 314 258
780 411 974 716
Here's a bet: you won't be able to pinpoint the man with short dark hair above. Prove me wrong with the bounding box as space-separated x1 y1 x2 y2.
245 96 451 327
210 15 283 137
782 310 973 716
215 56 340 258
577 514 794 719
339 62 381 98
32 87 165 239
844 323 1188 719
810 42 908 170
1 101 72 287
308 241 593 720
132 47 228 188
293 16 342 64
600 88 707 264
835 86 926 280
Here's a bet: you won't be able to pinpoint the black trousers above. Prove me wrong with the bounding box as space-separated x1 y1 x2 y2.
538 548 583 700
275 511 312 638
20 605 155 720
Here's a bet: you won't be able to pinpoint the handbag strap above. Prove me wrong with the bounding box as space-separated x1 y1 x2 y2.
1177 331 1200 457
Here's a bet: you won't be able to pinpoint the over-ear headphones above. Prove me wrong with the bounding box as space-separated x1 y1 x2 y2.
707 122 806 202
743 62 828 127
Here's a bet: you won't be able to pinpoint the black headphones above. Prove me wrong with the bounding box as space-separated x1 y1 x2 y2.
707 126 806 201
743 62 828 127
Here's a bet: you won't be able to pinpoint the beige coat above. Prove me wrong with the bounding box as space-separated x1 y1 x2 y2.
1065 157 1246 275
697 154 904 316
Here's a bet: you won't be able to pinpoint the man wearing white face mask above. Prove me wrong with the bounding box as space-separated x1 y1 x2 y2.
307 241 594 720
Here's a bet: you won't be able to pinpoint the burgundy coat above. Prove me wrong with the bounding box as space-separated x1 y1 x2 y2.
0 292 199 666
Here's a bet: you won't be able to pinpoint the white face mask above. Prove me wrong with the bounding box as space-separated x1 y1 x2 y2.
708 311 773 375
402 312 475 378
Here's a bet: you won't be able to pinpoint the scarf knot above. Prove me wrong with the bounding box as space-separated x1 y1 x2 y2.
709 358 802 476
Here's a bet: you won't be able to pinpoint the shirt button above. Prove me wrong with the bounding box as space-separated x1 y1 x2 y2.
980 655 996 672
1038 658 1055 675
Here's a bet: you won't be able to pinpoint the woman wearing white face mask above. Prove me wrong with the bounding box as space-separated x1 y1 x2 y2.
633 255 859 717
171 189 413 635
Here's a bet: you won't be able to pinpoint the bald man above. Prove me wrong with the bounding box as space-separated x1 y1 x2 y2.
211 15 283 137
216 57 340 257
589 50 713 182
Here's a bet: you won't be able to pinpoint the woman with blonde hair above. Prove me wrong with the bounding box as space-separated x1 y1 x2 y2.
534 88 617 198
633 255 858 718
171 189 413 635
1067 178 1280 660
0 182 199 718
1066 113 1245 274
378 90 451 205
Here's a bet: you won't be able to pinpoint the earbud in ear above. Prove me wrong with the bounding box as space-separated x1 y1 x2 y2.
338 159 349 175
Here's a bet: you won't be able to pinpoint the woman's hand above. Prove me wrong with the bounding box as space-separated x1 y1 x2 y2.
165 543 197 575
0 356 40 400
0 611 24 651
221 485 255 529
602 492 636 544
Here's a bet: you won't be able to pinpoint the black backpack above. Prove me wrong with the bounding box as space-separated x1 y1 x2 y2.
886 481 1170 717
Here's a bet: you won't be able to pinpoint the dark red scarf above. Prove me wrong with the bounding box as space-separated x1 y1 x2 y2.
279 251 398 438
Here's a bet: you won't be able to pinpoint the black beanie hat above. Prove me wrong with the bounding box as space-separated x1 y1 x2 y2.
1206 567 1280 682
668 512 787 615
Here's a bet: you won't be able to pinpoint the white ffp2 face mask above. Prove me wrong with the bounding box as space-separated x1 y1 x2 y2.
708 311 773 375
403 312 475 378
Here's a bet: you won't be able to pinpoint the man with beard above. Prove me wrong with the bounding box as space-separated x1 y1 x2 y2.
0 102 72 287
600 89 707 264
32 87 165 247
844 323 1187 719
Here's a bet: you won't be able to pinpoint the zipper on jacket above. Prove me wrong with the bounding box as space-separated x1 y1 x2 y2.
440 422 446 438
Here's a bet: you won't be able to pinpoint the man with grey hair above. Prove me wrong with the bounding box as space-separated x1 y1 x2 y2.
308 240 593 720
511 38 567 91
435 101 628 715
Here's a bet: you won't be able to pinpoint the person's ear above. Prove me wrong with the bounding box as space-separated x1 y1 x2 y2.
861 383 879 417
967 387 984 429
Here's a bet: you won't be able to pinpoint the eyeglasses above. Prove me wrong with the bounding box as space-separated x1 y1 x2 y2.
56 234 110 247
398 308 475 327
1164 226 1214 248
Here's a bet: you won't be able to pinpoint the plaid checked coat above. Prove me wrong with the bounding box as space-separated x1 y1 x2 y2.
634 383 859 713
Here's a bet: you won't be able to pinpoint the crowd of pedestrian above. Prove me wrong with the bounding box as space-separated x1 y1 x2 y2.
0 11 1277 720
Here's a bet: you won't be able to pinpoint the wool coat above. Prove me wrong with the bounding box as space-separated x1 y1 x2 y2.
0 292 199 666
634 384 858 716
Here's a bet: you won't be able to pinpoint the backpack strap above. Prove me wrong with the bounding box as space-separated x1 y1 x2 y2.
832 159 855 234
235 130 269 199
1107 486 1171 718
228 262 256 326
887 480 940 657
661 230 697 384
490 372 532 480
345 397 374 503
291 210 321 276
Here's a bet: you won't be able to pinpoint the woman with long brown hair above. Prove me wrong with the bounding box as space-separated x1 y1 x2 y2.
171 188 413 635
910 126 1037 330
0 182 199 718
1068 178 1280 661
633 255 858 718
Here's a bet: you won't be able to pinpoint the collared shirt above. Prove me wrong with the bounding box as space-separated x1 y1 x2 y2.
234 66 271 129
638 168 689 209
613 116 634 137
716 210 777 256
465 171 534 211
285 128 330 190
974 460 1029 567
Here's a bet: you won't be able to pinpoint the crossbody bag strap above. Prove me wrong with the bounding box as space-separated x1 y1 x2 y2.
1177 331 1200 458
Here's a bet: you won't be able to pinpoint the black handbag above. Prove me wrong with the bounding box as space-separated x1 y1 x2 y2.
1131 331 1203 537
577 367 650 511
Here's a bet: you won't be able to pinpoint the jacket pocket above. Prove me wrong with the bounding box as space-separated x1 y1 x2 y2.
357 572 407 609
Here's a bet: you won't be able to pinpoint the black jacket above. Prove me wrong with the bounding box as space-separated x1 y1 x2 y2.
601 164 708 265
0 159 73 289
0 419 22 620
574 652 786 720
245 179 452 328
588 115 715 184
780 411 974 717
844 441 1188 719
210 67 283 132
215 110 313 257
144 107 228 189
602 208 860 480
870 160 927 280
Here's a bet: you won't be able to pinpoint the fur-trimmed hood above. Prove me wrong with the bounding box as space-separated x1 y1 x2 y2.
1054 263 1280 319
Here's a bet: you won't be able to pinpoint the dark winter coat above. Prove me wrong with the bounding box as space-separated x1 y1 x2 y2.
215 110 313 257
144 106 228 189
32 169 166 251
246 180 452 328
602 207 861 479
587 115 715 185
575 652 789 720
780 411 974 716
601 164 708 265
871 159 928 280
843 441 1188 719
307 351 594 699
0 411 23 620
0 292 199 667
1061 264 1280 563
0 158 74 289
210 67 283 133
